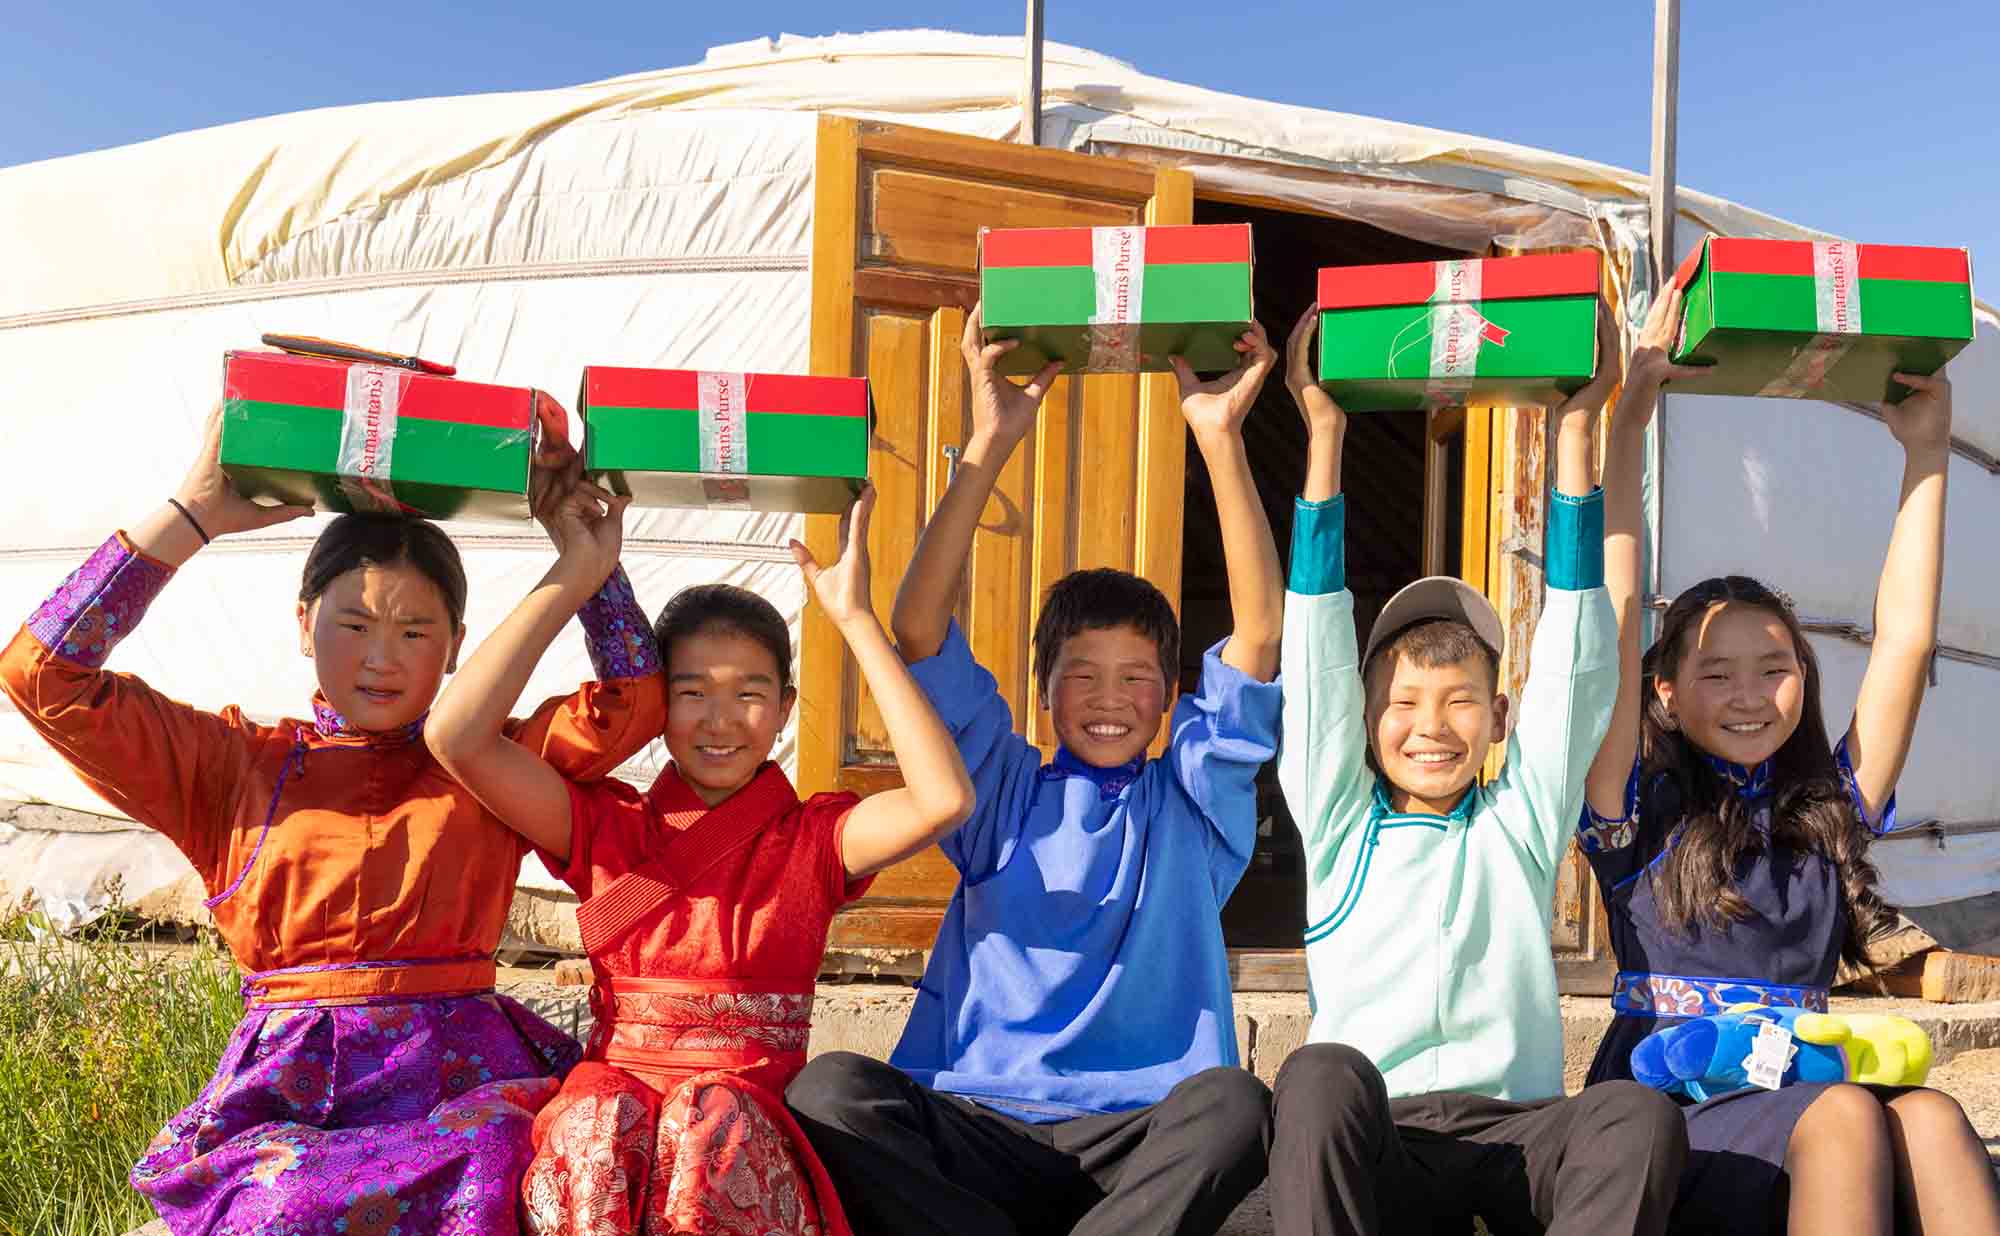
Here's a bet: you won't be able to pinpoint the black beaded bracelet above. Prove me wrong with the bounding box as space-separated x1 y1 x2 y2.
167 498 211 545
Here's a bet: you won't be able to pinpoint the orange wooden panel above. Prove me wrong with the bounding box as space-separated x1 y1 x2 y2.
803 117 1199 949
867 168 1134 273
826 905 947 951
858 846 962 903
853 120 1160 201
797 116 864 796
965 418 1034 734
1071 373 1141 574
925 307 968 520
1025 375 1076 753
847 310 929 763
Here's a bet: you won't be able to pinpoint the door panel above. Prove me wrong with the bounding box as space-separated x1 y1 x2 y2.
802 117 1192 957
1455 242 1629 993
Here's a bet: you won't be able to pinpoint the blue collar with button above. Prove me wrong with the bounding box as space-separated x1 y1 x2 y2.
1041 746 1146 801
1701 752 1775 802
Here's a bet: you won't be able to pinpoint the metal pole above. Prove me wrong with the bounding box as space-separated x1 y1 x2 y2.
1648 0 1681 288
1644 0 1680 640
1020 0 1045 146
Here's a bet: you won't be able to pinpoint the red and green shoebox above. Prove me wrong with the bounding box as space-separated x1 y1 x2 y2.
581 367 870 513
979 224 1255 375
1670 236 1973 403
220 350 562 521
1318 250 1601 412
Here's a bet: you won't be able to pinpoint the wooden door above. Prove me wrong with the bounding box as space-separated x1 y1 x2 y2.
797 117 1195 965
1457 397 1616 995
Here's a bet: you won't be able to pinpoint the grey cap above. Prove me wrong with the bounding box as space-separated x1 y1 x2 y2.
1361 576 1506 673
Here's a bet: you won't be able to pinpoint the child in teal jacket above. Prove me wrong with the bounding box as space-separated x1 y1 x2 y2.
1267 303 1686 1236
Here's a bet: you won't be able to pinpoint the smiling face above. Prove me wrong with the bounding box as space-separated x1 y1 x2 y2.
664 624 796 805
1366 650 1508 815
1655 600 1806 768
1040 623 1172 769
297 561 462 733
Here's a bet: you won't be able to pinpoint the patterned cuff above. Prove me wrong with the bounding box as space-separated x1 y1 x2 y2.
1289 494 1347 596
1835 736 1901 835
1578 759 1642 854
26 534 174 669
576 566 660 681
1546 487 1605 592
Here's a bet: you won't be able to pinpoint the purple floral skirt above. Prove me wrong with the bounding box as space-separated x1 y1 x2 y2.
132 992 580 1236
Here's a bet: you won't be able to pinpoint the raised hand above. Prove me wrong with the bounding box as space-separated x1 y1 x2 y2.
1551 297 1627 423
962 303 1063 449
175 403 315 538
1284 306 1347 439
1882 370 1953 457
792 484 878 629
541 465 629 591
1172 321 1278 440
1609 283 1709 435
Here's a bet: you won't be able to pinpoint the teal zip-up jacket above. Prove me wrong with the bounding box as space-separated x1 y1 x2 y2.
1278 490 1615 1101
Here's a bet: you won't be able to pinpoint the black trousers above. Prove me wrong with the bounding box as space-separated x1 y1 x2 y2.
785 1050 1272 1236
1269 1043 1688 1236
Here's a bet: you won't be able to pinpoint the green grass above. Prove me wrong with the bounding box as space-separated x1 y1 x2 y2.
0 897 239 1236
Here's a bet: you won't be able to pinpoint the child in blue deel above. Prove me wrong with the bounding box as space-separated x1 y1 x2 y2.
1267 301 1686 1236
788 306 1285 1236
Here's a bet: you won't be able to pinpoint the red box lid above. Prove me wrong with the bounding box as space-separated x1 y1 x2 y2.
223 350 535 430
980 223 1252 269
1698 236 1969 284
584 367 871 418
1318 250 1601 311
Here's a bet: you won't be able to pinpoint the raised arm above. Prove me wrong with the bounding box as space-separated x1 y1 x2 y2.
1586 287 1705 819
0 405 311 876
1289 308 1345 507
1500 299 1635 864
1843 370 1952 821
1551 298 1622 498
795 487 976 877
890 305 1062 662
426 469 632 862
1275 308 1373 874
1170 324 1282 681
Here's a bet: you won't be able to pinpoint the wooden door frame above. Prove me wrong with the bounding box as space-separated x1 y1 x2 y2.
797 115 1192 796
797 120 1620 994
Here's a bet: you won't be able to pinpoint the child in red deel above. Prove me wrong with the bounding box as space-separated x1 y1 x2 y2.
425 475 974 1236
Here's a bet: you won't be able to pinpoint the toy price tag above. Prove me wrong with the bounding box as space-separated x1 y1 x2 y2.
1743 1021 1798 1091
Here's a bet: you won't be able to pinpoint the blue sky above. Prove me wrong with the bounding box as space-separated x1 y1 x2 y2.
5 1 1994 298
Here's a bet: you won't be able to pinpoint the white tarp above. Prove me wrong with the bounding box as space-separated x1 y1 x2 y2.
1 28 1994 926
2 31 1965 321
0 110 819 841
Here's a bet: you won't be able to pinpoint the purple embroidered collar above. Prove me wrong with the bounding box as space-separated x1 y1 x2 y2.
310 695 426 748
1043 746 1146 801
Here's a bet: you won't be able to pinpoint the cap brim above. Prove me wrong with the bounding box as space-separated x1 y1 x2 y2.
1361 576 1506 673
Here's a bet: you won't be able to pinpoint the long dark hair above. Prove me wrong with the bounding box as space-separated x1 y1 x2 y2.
1640 575 1890 969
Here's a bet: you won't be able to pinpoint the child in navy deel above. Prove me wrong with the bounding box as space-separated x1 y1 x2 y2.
788 306 1285 1236
1581 286 2000 1234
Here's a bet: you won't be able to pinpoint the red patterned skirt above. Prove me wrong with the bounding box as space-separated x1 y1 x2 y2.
521 977 851 1236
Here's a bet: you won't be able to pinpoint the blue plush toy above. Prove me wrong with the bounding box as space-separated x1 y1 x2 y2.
1631 1005 1856 1101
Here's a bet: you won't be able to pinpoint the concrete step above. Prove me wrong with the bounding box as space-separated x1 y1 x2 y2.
500 974 2000 1094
